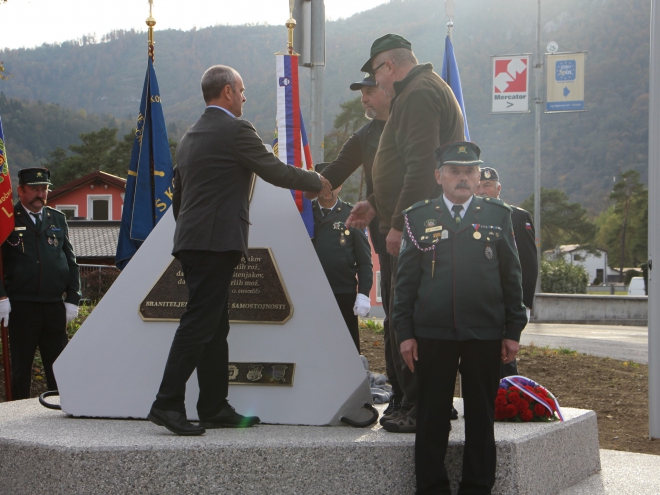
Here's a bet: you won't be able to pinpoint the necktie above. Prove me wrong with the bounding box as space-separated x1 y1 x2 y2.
31 212 42 229
321 208 332 217
452 204 463 225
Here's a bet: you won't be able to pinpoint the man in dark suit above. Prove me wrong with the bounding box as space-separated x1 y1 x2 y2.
476 167 537 377
148 65 331 436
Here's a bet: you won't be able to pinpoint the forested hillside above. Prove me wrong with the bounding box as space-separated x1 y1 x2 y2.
0 0 650 211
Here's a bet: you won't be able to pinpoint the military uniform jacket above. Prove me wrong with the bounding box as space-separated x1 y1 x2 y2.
510 205 538 308
312 199 373 296
0 202 81 304
392 195 527 343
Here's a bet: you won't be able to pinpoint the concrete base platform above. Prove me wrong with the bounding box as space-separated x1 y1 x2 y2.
0 399 599 495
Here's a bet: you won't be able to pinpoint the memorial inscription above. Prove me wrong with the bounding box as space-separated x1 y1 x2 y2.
139 247 293 323
228 362 295 386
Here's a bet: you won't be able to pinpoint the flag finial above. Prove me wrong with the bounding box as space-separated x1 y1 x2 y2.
286 10 297 55
445 0 455 39
146 0 156 62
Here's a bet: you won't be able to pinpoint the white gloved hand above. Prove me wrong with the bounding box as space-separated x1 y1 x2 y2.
526 307 531 322
353 293 371 317
0 298 11 326
64 302 79 323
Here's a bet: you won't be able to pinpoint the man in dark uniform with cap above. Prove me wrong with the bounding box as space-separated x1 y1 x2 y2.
476 166 537 377
306 75 404 411
0 167 81 399
312 163 373 353
393 142 527 494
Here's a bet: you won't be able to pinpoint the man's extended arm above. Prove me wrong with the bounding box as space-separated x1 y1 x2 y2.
353 226 373 297
62 219 82 306
497 211 527 342
235 120 325 192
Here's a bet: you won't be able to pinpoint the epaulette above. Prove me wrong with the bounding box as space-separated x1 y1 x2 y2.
45 206 65 216
403 199 433 214
481 196 512 211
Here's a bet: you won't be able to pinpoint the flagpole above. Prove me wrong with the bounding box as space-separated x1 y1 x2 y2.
533 0 542 297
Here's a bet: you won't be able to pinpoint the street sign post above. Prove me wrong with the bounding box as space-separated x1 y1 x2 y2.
546 52 586 112
491 55 531 113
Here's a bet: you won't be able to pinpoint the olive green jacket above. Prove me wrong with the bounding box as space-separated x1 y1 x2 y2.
1 202 81 304
392 195 527 343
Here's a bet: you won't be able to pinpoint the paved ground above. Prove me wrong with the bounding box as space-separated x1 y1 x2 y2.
522 323 648 363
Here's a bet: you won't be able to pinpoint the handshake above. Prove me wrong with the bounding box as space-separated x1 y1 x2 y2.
313 173 335 200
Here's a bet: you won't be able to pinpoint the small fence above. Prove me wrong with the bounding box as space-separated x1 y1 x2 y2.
78 264 120 303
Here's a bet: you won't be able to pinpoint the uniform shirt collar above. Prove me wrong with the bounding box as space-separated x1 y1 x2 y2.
21 203 43 222
318 198 339 216
442 194 473 219
207 105 236 118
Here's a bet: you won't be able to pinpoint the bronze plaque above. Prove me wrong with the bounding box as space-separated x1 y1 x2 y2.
139 247 293 323
228 362 295 386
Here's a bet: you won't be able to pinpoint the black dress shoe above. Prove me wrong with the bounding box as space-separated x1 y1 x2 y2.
451 405 459 420
199 403 260 429
148 407 206 436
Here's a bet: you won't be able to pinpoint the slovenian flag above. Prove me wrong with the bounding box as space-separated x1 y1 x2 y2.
275 54 314 238
441 35 470 141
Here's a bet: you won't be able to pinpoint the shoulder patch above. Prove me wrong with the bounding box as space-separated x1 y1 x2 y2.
403 199 432 214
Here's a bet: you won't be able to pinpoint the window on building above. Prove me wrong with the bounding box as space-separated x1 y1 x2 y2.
56 205 77 220
88 195 112 220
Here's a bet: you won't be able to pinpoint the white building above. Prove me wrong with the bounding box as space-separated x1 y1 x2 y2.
544 245 610 284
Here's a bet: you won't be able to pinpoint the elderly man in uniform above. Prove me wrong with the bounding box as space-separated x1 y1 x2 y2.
476 166 537 377
312 163 373 353
0 167 80 399
393 142 527 494
345 34 465 432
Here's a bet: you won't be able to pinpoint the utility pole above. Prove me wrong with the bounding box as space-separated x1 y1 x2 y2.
533 0 543 295
648 0 660 440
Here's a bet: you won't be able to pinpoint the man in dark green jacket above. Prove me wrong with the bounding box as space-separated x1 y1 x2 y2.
312 163 373 353
0 167 81 399
393 142 527 495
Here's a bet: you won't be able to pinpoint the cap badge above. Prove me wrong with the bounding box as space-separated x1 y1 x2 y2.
37 172 43 177
484 170 491 179
458 146 467 154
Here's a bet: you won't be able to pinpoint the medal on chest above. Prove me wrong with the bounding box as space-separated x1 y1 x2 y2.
472 224 481 239
339 233 347 246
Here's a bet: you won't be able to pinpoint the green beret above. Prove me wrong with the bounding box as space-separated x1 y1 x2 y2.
480 167 499 181
18 167 52 186
435 141 483 168
360 34 412 74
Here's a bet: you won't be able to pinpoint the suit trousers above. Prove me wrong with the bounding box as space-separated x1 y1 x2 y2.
390 255 417 408
8 301 67 399
152 249 243 420
333 292 360 354
379 253 402 399
415 338 501 495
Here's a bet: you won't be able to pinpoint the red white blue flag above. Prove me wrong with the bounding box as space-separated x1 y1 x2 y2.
274 54 314 238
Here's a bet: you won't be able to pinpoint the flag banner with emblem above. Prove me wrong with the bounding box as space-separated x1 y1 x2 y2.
274 54 314 238
491 54 531 114
441 35 470 140
0 116 14 245
545 52 586 113
116 57 174 270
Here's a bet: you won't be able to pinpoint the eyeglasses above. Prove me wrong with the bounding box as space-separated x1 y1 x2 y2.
369 61 387 77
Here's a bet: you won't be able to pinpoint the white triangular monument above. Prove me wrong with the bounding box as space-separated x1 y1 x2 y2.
53 177 374 425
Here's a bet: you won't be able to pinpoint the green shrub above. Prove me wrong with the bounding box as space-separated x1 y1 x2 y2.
541 258 589 294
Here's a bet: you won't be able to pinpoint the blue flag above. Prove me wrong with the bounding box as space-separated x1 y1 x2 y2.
116 57 174 270
441 35 470 140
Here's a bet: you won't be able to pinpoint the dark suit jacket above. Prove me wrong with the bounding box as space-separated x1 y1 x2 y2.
172 107 322 257
510 205 538 308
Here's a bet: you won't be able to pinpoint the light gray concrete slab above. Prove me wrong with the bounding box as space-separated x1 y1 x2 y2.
559 449 660 494
0 399 599 495
521 323 648 363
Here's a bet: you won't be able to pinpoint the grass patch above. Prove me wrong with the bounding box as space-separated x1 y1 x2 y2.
359 317 384 334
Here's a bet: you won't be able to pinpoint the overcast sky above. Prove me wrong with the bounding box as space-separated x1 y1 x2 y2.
0 0 389 50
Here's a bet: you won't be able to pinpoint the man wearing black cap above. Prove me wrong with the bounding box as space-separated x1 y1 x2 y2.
393 142 527 494
311 163 373 353
0 167 81 399
306 75 404 410
344 34 465 432
476 167 537 377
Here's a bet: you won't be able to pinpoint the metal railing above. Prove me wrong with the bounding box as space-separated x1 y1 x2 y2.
78 264 120 304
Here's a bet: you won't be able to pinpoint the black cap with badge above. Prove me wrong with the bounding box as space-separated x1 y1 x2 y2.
360 33 412 74
18 167 52 186
435 141 483 168
480 167 499 182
